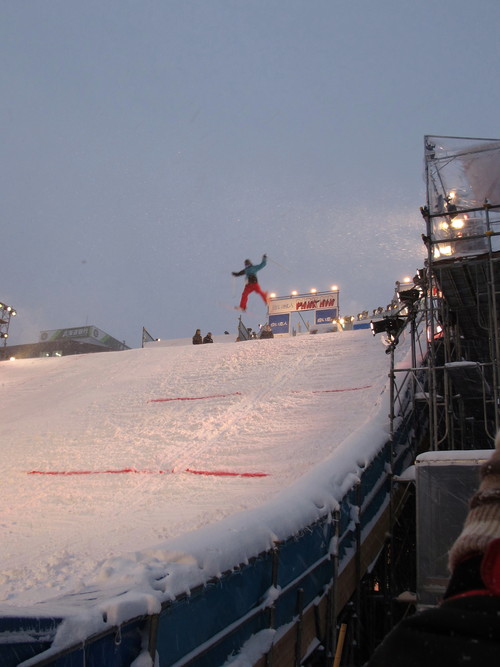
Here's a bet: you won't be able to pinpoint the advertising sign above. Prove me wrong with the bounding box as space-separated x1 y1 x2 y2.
315 308 338 325
269 313 290 335
40 326 96 342
268 291 338 316
39 326 128 351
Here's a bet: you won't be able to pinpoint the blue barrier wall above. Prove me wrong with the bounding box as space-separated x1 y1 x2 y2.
0 412 418 667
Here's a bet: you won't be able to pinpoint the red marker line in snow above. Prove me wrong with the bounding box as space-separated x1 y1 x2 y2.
184 468 268 478
312 385 372 393
27 467 269 478
148 392 242 403
149 387 371 403
27 468 171 476
292 385 372 394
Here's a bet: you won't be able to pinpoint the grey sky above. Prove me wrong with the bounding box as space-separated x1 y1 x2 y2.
2 0 500 346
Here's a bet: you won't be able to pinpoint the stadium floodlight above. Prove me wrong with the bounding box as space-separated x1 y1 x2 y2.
413 269 427 290
397 288 421 307
371 320 388 336
371 317 406 342
0 302 17 355
450 216 466 230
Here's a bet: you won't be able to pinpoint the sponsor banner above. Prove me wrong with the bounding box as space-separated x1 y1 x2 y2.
315 308 338 325
40 326 94 342
268 291 338 315
269 313 290 334
39 326 127 350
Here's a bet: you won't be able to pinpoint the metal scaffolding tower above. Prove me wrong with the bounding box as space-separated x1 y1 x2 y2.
419 135 500 450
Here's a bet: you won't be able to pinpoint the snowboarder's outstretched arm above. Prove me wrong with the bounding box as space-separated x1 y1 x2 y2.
232 255 267 277
252 255 267 272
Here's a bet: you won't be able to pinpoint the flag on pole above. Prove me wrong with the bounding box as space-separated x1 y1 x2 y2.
142 327 156 347
238 317 250 341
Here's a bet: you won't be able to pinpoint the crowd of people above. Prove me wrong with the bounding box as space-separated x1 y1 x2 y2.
192 330 213 345
193 324 274 345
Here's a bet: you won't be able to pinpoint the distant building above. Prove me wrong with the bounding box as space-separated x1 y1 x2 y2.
4 325 129 359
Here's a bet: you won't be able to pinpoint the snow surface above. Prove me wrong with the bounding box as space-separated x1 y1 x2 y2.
0 328 405 658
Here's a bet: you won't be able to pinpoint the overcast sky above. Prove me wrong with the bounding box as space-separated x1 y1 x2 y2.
2 0 500 347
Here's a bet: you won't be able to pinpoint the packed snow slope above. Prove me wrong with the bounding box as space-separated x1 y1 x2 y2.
0 330 394 612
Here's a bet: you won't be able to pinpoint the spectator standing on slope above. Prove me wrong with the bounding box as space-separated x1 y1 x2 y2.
192 329 202 345
260 324 274 339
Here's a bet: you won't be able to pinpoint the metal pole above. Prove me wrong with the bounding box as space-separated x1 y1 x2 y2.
329 510 340 661
147 614 160 662
485 203 500 436
333 623 347 667
295 588 304 667
422 223 438 449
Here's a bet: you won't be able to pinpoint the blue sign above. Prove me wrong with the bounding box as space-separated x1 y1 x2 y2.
269 313 290 334
315 308 337 325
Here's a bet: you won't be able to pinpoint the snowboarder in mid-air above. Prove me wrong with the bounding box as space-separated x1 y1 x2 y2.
232 255 268 312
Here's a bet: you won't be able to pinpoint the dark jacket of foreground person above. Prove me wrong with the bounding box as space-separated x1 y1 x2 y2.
366 434 500 666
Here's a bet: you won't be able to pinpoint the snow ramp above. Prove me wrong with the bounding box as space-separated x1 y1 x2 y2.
0 330 417 665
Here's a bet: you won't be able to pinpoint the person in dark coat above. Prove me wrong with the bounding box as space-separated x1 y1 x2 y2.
259 324 274 339
203 332 213 344
232 255 268 312
192 329 202 345
366 434 500 666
